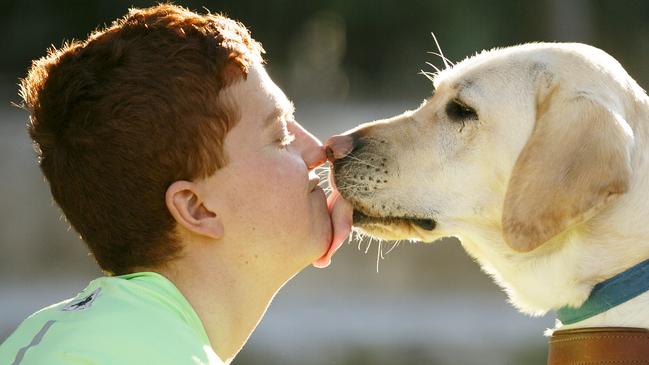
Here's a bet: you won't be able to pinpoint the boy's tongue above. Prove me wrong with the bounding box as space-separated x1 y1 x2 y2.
312 190 353 268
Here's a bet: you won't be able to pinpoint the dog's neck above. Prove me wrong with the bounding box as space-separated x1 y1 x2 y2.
460 221 649 332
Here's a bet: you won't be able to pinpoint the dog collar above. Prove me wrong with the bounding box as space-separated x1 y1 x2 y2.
557 257 649 325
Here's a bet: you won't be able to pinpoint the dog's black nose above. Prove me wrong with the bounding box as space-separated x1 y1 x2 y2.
325 134 355 162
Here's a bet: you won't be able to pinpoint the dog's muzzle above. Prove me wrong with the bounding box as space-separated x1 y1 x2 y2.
325 133 437 232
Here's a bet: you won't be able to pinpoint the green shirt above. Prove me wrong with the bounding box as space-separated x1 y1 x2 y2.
0 272 223 365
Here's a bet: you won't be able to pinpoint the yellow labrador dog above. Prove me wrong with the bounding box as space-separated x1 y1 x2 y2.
326 43 649 336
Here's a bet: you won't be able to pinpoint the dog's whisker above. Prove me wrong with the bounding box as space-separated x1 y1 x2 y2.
353 229 365 250
355 229 369 246
353 229 365 246
344 153 380 169
425 62 442 75
385 239 400 255
430 32 451 69
351 148 384 158
427 51 455 67
335 180 370 191
365 236 374 254
419 70 437 83
424 62 442 74
376 240 382 273
336 183 365 191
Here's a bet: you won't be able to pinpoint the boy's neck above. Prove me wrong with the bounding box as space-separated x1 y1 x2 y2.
150 245 283 364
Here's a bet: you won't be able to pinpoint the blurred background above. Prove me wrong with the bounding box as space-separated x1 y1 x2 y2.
2 0 648 364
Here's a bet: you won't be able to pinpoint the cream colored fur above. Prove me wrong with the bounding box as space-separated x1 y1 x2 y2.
335 43 649 332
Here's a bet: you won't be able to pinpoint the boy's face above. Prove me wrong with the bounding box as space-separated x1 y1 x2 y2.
197 64 335 275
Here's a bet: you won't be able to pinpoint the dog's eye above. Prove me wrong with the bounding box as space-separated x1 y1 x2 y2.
446 99 478 121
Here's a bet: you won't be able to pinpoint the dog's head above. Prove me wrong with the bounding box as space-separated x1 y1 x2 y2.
329 42 637 257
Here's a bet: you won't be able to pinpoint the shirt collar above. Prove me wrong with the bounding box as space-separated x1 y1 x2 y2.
116 271 211 345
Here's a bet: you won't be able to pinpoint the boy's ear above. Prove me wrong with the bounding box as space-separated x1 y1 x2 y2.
165 181 224 240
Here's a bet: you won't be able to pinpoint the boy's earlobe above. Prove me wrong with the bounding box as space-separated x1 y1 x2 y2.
165 181 224 240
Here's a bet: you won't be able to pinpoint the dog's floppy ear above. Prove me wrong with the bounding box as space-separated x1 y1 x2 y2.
502 93 633 252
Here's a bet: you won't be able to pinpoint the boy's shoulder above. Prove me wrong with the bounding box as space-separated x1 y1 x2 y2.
0 273 221 365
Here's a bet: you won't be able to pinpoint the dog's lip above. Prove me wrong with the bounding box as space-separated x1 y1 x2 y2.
352 209 436 231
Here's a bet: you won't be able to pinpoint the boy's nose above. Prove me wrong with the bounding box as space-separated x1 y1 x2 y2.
324 134 355 162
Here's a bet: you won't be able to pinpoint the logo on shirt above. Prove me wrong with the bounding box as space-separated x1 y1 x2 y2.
61 287 102 312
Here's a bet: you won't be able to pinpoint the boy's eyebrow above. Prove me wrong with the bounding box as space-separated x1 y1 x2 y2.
285 100 295 117
264 101 295 128
264 108 283 128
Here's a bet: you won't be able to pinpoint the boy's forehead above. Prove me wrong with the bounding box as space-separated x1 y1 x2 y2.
226 63 293 120
251 64 293 115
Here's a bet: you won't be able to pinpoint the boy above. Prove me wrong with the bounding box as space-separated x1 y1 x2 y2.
0 4 352 364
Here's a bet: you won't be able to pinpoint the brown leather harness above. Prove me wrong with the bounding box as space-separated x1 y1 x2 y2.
548 327 649 364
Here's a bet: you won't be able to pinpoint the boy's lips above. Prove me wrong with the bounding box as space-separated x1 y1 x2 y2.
312 189 353 268
308 176 321 192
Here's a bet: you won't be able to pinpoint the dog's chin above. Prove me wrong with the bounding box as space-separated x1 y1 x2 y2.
352 209 437 241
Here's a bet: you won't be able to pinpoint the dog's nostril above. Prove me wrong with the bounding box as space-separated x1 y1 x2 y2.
325 145 335 161
325 134 355 161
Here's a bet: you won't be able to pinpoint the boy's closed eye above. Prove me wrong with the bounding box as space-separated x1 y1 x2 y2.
275 120 295 148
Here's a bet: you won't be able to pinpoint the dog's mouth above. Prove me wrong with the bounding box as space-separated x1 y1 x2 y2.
328 163 436 234
353 209 436 231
